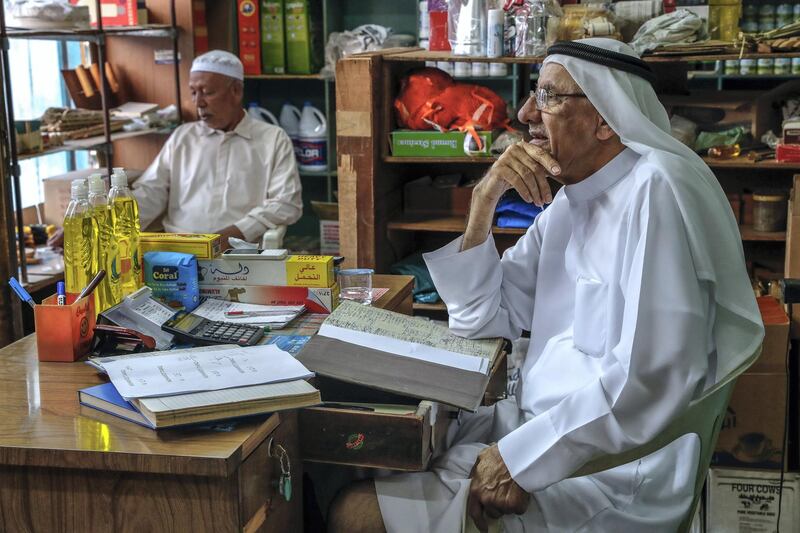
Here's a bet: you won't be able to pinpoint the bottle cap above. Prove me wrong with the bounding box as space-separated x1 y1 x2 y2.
88 174 106 194
111 170 128 188
71 179 88 198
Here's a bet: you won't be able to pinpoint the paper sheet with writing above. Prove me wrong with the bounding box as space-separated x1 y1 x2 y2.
103 344 314 399
317 301 502 374
101 286 176 350
193 298 305 327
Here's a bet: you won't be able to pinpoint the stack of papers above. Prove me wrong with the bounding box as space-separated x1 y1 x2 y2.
80 344 320 429
193 298 305 328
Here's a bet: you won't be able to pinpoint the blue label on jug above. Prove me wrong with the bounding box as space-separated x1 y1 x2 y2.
296 138 327 169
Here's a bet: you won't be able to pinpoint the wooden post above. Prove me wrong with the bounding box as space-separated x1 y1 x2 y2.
0 89 22 346
785 174 800 337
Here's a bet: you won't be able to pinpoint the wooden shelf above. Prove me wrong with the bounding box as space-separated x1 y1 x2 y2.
388 215 525 235
245 73 326 80
385 156 497 164
383 48 800 65
6 24 175 42
299 169 337 177
740 224 786 241
704 157 800 170
17 127 173 161
413 302 447 312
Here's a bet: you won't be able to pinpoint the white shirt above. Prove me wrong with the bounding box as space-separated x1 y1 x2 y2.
425 148 750 496
132 113 302 242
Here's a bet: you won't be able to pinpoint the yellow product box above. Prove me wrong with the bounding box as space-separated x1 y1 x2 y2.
285 255 335 288
139 233 221 259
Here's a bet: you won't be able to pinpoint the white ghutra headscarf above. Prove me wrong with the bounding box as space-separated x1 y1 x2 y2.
545 38 763 384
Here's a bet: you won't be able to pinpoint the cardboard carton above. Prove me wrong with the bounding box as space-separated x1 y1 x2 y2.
284 0 322 74
390 130 494 158
751 296 790 374
707 468 799 532
237 0 261 75
260 0 286 74
199 283 339 313
140 233 221 260
198 255 335 288
311 201 339 255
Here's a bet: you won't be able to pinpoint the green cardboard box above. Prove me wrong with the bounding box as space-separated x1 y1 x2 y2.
261 0 286 74
390 130 495 157
285 0 322 74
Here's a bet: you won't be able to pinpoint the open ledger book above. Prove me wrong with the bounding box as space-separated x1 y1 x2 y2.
296 301 504 411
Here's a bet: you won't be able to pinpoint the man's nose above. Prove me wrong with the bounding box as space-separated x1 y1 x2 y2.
518 95 542 125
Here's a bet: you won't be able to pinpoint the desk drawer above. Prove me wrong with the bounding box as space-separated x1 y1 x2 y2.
299 400 453 471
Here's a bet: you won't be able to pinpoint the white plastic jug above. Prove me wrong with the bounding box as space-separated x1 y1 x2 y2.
297 102 327 172
247 103 279 125
279 102 302 138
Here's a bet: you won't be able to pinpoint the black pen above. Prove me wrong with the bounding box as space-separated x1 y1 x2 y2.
77 270 106 300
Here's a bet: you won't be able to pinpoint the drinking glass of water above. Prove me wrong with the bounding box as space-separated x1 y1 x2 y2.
338 268 374 305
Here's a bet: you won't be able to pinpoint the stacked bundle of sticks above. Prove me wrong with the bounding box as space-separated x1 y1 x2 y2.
40 107 126 140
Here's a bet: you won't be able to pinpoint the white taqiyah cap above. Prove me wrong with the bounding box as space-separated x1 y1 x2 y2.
190 50 244 81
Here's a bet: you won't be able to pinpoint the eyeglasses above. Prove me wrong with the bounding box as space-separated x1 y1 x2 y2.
532 87 587 111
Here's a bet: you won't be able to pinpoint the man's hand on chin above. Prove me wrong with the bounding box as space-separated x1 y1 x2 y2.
215 225 246 252
467 444 529 532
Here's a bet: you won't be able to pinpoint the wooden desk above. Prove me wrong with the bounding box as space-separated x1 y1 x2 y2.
0 274 413 532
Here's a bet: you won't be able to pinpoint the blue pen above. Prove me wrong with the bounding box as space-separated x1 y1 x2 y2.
9 277 35 309
56 281 66 306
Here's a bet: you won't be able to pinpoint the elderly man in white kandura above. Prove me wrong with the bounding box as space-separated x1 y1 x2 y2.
327 38 764 533
132 50 302 250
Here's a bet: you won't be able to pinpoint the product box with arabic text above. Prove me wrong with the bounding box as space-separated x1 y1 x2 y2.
140 233 221 260
199 283 339 313
197 255 335 288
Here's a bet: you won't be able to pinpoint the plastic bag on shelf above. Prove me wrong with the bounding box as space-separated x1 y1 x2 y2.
507 0 563 57
669 114 698 148
629 9 706 55
6 0 90 28
320 24 391 79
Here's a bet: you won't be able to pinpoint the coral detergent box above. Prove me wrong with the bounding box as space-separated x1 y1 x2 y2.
144 251 200 312
199 283 339 313
261 0 286 74
237 0 261 75
197 255 335 288
140 233 221 260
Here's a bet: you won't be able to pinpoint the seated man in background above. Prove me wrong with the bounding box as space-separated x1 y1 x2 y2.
328 38 763 533
133 50 302 249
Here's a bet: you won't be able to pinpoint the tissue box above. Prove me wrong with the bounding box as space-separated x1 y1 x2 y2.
390 130 494 157
144 251 200 311
198 255 335 288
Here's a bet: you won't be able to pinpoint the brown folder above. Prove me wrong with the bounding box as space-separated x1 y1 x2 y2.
297 335 493 411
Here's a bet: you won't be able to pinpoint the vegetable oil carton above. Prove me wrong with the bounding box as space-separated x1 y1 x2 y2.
139 233 221 259
261 0 286 74
238 0 261 75
197 255 335 288
285 0 322 74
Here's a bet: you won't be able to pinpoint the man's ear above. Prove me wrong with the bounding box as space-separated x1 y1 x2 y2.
596 115 616 141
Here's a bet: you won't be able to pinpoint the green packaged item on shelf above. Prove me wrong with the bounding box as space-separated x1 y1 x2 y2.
261 0 286 74
695 126 748 152
390 130 494 157
285 0 323 74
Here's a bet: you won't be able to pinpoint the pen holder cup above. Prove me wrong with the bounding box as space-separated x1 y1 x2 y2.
34 294 96 362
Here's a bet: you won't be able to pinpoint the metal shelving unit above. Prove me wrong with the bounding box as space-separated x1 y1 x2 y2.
0 1 181 287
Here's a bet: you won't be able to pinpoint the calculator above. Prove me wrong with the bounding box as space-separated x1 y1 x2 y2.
161 311 265 347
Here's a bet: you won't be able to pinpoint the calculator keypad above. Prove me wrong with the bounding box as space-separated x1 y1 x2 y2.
201 321 263 346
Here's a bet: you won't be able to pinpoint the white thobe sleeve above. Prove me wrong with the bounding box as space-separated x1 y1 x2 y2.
132 134 173 231
423 212 547 341
497 177 711 493
234 130 303 242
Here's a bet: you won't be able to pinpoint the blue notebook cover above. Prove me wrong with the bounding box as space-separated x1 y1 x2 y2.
78 382 155 429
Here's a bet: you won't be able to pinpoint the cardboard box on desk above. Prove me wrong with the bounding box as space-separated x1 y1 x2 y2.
785 175 800 336
750 296 790 374
707 468 799 533
199 283 339 313
197 255 335 288
140 232 221 260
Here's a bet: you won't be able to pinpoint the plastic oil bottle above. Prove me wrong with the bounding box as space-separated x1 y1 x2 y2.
63 178 96 298
88 174 121 312
108 167 142 295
